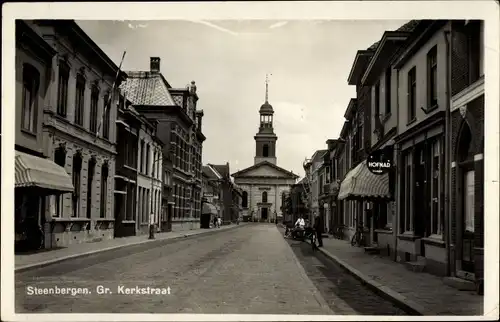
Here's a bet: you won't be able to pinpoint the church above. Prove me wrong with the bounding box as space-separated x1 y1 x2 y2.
231 76 299 223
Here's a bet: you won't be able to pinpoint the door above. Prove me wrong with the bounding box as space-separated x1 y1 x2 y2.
462 170 475 272
167 204 173 231
261 207 268 221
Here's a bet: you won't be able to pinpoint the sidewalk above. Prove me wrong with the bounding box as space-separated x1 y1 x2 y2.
316 236 483 316
15 223 245 272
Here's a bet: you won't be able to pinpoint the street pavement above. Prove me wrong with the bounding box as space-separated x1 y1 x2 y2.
15 224 333 314
286 238 407 315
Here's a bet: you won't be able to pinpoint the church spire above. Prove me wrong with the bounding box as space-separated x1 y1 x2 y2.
265 73 271 103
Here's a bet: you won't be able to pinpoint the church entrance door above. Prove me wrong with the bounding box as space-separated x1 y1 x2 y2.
261 207 268 221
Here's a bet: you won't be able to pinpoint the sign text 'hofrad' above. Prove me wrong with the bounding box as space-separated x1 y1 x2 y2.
367 149 393 175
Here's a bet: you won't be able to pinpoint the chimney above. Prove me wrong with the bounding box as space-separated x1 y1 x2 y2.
150 57 160 72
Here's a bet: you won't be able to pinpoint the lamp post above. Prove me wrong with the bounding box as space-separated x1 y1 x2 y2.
149 155 163 240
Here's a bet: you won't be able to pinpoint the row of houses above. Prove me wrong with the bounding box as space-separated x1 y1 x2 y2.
14 19 240 252
293 20 484 290
201 163 243 228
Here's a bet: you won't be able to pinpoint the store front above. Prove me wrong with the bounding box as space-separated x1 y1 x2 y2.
15 151 73 252
338 159 391 247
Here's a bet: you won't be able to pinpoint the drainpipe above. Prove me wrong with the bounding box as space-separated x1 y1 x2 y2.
444 23 452 277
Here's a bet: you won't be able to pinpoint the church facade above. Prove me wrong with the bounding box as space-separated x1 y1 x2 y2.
231 77 298 222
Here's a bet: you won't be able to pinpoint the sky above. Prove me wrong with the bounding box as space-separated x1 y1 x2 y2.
77 19 406 178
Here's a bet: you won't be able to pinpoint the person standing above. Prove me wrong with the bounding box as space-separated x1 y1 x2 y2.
314 214 324 247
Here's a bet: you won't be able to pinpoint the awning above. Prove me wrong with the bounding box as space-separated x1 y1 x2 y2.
338 160 390 201
15 151 74 193
202 202 218 215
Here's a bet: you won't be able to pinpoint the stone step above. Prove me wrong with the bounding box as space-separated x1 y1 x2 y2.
405 259 426 273
443 276 477 291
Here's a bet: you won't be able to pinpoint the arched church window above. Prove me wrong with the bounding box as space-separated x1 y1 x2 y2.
242 191 248 208
263 144 269 157
262 191 268 203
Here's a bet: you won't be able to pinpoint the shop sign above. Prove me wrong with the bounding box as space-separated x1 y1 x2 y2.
367 149 393 175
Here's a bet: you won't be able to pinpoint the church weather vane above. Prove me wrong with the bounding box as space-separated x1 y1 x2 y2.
265 73 272 103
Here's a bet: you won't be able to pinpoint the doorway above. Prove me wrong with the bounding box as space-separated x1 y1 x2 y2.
261 207 268 221
461 169 475 272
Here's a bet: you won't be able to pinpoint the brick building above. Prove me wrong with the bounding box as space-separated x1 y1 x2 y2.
14 20 74 250
121 57 205 232
32 20 124 248
449 20 484 287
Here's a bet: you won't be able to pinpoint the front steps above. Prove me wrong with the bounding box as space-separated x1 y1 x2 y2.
443 276 477 291
405 256 426 273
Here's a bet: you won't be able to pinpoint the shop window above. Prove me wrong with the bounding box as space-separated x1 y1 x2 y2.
401 149 414 233
54 147 66 217
100 163 108 218
430 138 443 235
72 153 82 217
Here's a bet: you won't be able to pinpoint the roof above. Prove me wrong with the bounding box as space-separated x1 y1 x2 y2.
209 163 230 178
120 71 176 106
259 101 274 114
202 165 221 180
231 161 299 179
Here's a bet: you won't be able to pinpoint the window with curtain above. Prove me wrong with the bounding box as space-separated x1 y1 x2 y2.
21 64 40 133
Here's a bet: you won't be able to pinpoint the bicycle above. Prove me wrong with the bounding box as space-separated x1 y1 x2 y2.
303 228 318 251
350 224 366 247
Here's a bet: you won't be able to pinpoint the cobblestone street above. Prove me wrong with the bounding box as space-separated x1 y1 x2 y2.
16 224 334 314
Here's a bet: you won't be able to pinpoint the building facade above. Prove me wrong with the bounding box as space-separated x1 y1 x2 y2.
449 20 484 286
15 20 74 250
136 116 164 235
114 97 139 238
232 82 298 223
121 57 205 232
34 20 124 248
201 165 223 226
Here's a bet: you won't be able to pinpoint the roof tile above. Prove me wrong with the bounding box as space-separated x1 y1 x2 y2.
120 71 175 106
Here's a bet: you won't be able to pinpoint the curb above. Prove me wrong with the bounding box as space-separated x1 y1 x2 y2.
306 240 428 316
15 224 247 273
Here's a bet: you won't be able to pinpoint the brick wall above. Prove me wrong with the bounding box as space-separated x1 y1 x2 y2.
451 21 470 96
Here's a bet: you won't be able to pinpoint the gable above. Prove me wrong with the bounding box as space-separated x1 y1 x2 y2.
233 163 295 179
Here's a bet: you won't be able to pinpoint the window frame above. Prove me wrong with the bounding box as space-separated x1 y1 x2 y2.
407 67 417 123
89 85 99 133
21 64 40 133
57 61 70 117
74 74 86 126
427 46 438 109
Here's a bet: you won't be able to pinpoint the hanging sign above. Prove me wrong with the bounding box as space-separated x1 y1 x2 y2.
367 148 393 175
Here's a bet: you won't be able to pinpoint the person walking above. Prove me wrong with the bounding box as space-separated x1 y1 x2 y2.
217 216 222 228
314 214 324 247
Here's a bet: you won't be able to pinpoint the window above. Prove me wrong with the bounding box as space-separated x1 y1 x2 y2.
402 150 413 232
407 67 417 122
385 67 392 115
75 75 85 126
146 144 150 176
263 144 269 157
153 151 156 178
72 153 82 217
102 94 110 139
57 62 69 117
54 148 66 217
21 64 40 133
86 158 95 219
262 191 268 203
430 138 442 235
427 46 438 108
89 85 99 133
140 140 145 173
374 82 380 120
466 21 481 84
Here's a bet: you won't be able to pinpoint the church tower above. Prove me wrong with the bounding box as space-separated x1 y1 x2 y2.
254 74 278 165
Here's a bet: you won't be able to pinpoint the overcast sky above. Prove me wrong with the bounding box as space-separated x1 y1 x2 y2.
77 19 406 178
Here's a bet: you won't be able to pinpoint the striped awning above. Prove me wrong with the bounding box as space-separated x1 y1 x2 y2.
338 160 390 201
202 202 218 215
15 151 74 193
